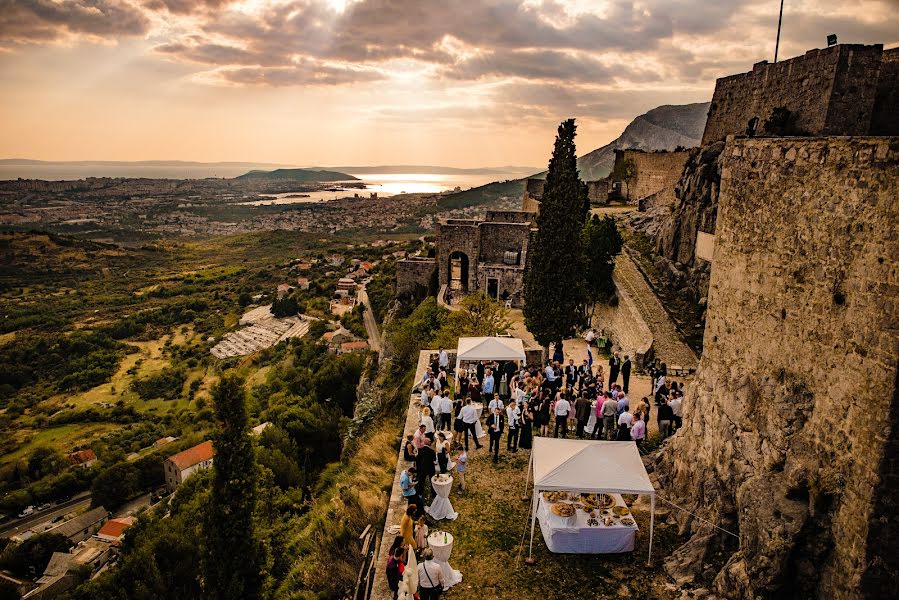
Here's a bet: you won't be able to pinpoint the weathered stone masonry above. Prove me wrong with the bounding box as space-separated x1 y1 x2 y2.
656 137 899 599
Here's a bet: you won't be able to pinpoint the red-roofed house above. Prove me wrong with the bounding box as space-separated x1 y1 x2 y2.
67 449 97 469
96 517 136 544
339 341 369 354
164 441 214 492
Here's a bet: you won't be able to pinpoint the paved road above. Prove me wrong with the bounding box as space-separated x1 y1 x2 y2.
0 493 92 538
357 285 383 354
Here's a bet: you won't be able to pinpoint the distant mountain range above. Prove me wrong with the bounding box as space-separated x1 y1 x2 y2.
576 102 711 180
235 168 358 182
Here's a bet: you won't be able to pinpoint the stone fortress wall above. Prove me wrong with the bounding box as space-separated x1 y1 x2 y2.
655 137 899 599
702 44 899 146
436 211 535 307
395 256 436 297
617 148 691 208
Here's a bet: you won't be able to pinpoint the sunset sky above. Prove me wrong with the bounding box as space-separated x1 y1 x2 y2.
1 0 897 167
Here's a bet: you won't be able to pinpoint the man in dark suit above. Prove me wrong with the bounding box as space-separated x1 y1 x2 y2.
609 351 621 385
565 359 578 392
415 439 437 502
486 408 505 463
621 355 632 394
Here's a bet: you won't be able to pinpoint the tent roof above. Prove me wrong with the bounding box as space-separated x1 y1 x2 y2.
531 438 655 495
456 337 525 362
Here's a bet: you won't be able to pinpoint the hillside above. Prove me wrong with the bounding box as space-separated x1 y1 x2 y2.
576 102 710 180
235 168 358 182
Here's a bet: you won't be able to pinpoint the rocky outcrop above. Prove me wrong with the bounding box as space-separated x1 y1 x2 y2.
576 102 710 180
654 137 899 599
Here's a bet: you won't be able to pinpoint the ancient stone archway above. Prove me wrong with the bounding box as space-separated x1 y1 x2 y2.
448 251 469 293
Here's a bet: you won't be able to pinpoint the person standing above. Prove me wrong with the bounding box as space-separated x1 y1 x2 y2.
553 393 571 438
438 346 449 371
460 398 482 450
630 413 646 450
657 398 674 440
565 359 578 392
609 351 621 386
538 392 551 437
585 328 596 347
417 548 446 600
476 361 485 386
455 368 469 400
670 391 683 431
519 401 534 450
506 400 521 452
400 466 421 513
385 546 405 600
482 368 495 403
621 355 632 394
401 505 418 551
487 407 505 463
415 440 437 501
436 432 450 474
574 393 591 439
439 393 454 431
601 392 619 440
454 444 468 492
421 407 435 441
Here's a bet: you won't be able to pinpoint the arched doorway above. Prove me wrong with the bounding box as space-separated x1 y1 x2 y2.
448 251 469 293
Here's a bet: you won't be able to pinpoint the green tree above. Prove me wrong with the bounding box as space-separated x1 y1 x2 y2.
523 119 590 356
0 532 70 579
271 295 299 318
583 214 624 315
435 293 512 347
611 156 637 200
203 375 263 600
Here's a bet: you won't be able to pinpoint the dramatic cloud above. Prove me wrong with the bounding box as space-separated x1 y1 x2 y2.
0 0 151 43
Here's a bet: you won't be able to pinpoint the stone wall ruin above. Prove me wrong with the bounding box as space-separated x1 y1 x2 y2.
655 136 899 600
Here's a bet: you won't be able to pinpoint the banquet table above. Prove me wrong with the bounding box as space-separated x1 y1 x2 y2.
537 493 638 553
425 475 458 520
427 531 462 590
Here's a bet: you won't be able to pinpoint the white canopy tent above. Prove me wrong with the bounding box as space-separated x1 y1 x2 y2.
525 437 657 563
454 336 526 379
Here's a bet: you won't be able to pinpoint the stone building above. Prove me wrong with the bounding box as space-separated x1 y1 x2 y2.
164 440 214 492
436 210 536 307
702 43 899 145
395 256 436 298
656 136 898 599
521 178 545 213
612 148 691 209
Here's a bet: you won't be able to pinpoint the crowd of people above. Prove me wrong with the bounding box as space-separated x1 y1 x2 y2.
388 342 687 598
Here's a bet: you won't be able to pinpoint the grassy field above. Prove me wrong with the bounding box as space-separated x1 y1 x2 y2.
424 447 679 599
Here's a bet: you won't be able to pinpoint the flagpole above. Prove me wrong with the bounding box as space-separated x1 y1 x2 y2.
774 0 784 63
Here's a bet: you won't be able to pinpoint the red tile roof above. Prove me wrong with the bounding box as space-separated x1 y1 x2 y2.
67 449 96 465
167 441 214 471
97 517 135 540
341 341 369 351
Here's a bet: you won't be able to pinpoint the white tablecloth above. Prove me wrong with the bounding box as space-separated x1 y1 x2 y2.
427 532 462 589
537 493 637 553
425 475 458 520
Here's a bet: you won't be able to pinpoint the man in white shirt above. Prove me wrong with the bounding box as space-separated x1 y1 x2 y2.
669 393 683 431
459 399 482 450
438 347 449 370
439 394 454 431
418 548 445 599
506 401 521 452
618 408 634 429
553 394 571 438
488 395 504 414
601 393 619 441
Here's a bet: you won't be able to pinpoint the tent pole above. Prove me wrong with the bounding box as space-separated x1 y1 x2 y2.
522 449 531 498
527 488 538 562
648 493 655 565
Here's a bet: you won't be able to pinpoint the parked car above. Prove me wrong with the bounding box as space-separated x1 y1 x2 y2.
37 503 51 511
51 515 64 523
17 507 34 518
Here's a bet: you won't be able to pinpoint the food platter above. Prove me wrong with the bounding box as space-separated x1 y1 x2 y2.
620 517 636 527
543 491 570 502
580 493 615 509
550 502 576 518
612 505 630 517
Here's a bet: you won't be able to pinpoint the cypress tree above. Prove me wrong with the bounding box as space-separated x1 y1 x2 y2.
523 119 590 355
203 374 263 599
